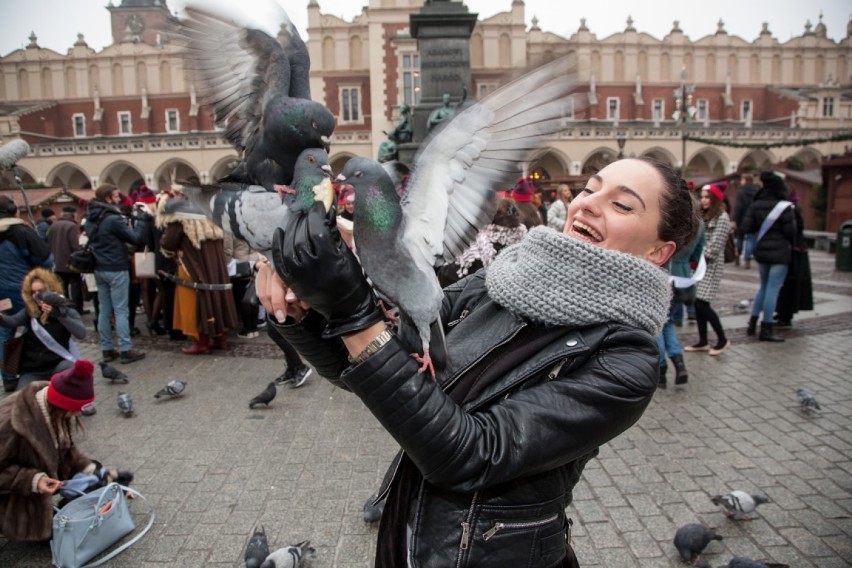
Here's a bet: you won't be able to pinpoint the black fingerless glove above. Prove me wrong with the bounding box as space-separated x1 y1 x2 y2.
273 202 383 338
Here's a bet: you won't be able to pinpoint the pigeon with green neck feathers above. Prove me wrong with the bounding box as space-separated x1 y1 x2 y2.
182 148 334 264
336 55 581 376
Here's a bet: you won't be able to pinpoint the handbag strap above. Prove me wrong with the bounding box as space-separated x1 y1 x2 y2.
756 200 792 243
53 483 156 568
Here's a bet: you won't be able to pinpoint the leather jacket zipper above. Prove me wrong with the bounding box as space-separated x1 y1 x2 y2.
457 491 480 563
447 309 470 328
482 513 560 541
443 323 528 395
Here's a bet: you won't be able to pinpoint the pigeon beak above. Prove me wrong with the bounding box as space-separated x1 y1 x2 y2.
321 164 333 177
321 136 331 152
335 173 347 183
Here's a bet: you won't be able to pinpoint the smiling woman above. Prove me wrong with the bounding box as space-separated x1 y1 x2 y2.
254 158 699 565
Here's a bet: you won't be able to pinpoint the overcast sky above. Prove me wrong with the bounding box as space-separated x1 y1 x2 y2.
1 0 849 57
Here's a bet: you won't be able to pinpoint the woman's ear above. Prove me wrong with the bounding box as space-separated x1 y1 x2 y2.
645 241 677 267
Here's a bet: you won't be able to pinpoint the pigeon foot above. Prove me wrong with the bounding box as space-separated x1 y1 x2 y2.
412 350 436 377
379 300 398 326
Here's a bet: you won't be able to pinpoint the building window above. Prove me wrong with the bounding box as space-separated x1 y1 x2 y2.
697 99 709 122
340 86 361 123
118 111 132 135
563 97 575 121
741 100 752 122
401 54 421 106
477 82 498 99
166 109 180 132
652 98 665 122
606 97 620 121
72 113 86 137
822 97 835 117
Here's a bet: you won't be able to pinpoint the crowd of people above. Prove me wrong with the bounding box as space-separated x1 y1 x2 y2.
0 159 816 560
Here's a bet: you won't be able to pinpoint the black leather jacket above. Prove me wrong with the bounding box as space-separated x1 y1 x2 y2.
272 272 658 567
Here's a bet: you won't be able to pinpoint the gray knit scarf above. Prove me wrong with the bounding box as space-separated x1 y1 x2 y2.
486 226 671 335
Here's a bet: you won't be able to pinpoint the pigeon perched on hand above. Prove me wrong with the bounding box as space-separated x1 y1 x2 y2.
673 523 722 564
33 291 76 316
176 4 334 191
99 361 128 384
717 558 789 568
362 494 385 525
335 54 580 376
182 148 334 262
244 525 270 568
117 392 134 416
711 491 770 521
249 382 277 409
795 388 821 414
260 540 315 568
154 379 187 399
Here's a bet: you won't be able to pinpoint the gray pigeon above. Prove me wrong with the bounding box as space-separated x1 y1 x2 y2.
336 54 580 376
154 380 188 399
117 392 134 417
177 5 334 191
717 558 789 568
249 382 277 409
33 291 76 316
711 491 769 520
673 523 723 564
244 525 270 568
795 388 821 413
99 361 128 384
260 540 315 568
362 494 384 525
182 148 334 261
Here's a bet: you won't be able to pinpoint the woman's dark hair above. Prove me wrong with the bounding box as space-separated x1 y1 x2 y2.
491 198 522 229
701 187 726 223
632 157 699 252
49 405 83 442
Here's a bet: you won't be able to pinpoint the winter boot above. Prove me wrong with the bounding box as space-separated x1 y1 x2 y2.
658 365 667 389
671 354 688 385
211 334 228 350
181 335 210 354
759 322 785 342
746 315 758 336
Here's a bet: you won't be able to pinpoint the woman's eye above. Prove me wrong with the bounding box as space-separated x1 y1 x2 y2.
581 187 594 195
614 202 633 212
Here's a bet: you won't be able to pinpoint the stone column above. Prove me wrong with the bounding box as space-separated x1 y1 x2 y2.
399 0 477 164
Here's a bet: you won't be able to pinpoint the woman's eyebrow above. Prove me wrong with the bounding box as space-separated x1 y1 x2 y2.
590 175 646 210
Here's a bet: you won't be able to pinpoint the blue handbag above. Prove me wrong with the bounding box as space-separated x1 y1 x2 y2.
50 483 154 568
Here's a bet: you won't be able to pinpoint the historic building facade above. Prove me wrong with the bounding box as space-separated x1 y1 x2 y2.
2 0 851 224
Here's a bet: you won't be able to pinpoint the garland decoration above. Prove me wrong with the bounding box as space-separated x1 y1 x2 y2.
683 131 852 149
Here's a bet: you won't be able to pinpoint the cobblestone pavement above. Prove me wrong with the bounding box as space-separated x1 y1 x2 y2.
2 250 851 567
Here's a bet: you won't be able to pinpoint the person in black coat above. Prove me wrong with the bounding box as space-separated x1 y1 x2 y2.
774 192 813 326
740 171 796 342
733 172 759 268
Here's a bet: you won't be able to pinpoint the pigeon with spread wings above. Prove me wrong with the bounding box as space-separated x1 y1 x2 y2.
335 55 580 376
176 3 335 190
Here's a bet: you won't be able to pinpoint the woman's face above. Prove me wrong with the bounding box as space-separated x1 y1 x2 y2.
700 191 712 210
30 279 46 307
564 159 675 265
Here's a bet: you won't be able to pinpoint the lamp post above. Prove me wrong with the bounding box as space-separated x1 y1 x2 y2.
672 67 696 175
616 134 626 159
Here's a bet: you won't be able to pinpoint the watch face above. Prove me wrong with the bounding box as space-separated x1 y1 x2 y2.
126 14 144 34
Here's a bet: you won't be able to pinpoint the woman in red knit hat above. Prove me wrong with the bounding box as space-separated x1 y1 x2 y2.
0 359 107 541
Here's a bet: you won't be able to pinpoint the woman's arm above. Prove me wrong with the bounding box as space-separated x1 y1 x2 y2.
55 309 86 339
704 213 731 262
0 308 28 329
341 324 658 493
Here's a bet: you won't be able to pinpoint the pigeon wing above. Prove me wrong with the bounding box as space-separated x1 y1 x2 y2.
401 54 580 268
178 6 292 152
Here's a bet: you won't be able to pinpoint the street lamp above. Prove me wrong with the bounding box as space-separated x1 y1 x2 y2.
616 134 626 159
672 67 696 175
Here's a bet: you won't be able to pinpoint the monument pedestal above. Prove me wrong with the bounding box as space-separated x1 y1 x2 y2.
410 1 477 145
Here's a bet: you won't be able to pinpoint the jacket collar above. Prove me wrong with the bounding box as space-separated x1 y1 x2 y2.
10 382 60 473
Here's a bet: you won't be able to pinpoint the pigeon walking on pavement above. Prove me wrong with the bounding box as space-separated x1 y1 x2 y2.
117 392 134 417
711 490 770 521
99 361 128 384
795 388 821 414
717 558 789 568
244 525 270 568
331 54 581 376
260 540 315 568
673 523 723 564
176 4 334 191
154 379 188 399
249 382 277 409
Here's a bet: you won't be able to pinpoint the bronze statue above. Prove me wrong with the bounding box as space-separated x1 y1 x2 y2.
426 88 467 133
377 104 413 163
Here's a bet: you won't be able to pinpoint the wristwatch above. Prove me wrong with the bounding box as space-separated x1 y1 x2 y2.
349 328 394 365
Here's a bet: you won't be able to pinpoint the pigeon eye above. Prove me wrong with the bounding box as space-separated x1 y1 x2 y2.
312 121 318 129
308 156 315 164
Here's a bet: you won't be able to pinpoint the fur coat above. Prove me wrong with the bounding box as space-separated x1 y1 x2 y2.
0 383 92 541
